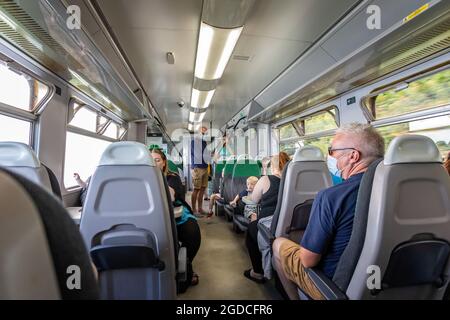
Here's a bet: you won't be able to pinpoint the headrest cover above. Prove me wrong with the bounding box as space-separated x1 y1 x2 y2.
99 142 155 166
0 142 41 168
384 135 442 165
293 146 325 162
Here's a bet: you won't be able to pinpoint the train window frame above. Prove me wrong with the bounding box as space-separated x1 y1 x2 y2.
278 106 340 156
0 111 34 146
0 61 54 115
64 99 128 190
361 65 450 123
0 61 54 147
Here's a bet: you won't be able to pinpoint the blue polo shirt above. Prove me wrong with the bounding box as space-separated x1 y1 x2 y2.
301 172 364 279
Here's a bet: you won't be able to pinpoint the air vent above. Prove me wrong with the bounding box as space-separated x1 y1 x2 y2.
0 1 82 72
351 15 450 87
233 54 251 61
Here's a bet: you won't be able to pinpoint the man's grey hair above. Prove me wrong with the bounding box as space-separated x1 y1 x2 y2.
336 123 385 159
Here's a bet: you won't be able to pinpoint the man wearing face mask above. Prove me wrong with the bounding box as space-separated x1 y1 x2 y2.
327 154 344 185
272 123 385 300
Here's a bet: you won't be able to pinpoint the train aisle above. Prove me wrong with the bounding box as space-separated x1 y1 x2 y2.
178 195 282 300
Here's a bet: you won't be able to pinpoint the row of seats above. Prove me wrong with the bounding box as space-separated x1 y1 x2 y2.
0 141 187 299
272 135 450 300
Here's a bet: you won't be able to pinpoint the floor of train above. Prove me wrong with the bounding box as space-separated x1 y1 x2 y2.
178 194 282 300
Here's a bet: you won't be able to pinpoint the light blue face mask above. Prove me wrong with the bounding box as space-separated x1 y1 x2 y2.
327 156 342 179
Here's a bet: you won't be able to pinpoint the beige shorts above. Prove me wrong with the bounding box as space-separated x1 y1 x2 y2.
278 239 324 300
192 167 208 189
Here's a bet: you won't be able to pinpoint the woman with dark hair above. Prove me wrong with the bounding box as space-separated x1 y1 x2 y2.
243 152 290 283
150 148 201 292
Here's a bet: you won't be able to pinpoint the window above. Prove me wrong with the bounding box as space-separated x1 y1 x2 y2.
296 108 339 135
364 68 450 121
0 113 31 144
298 135 334 156
0 64 50 111
103 122 119 139
278 107 338 156
377 114 450 159
280 141 299 157
64 132 111 188
64 100 128 188
279 124 298 140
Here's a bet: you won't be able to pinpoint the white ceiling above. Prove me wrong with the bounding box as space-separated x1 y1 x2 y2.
95 0 359 133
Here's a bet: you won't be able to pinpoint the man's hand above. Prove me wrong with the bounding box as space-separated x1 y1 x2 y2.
250 213 257 222
230 201 237 207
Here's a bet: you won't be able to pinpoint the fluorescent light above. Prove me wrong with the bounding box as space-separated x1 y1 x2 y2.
189 111 206 123
0 11 17 30
191 89 215 109
195 23 214 79
195 22 243 80
214 27 242 79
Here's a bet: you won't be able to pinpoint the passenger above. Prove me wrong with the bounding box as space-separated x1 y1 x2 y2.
272 123 384 300
73 173 90 206
444 151 450 176
229 176 259 208
206 168 225 218
260 157 271 176
150 148 202 291
191 126 210 216
243 153 289 283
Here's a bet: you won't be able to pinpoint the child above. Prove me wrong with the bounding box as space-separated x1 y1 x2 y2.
229 176 259 208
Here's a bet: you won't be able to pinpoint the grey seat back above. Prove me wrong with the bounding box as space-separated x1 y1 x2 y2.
0 169 99 299
0 142 52 194
80 142 177 300
274 146 332 240
346 135 450 300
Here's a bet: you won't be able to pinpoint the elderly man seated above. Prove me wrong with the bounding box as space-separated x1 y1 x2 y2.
272 123 385 300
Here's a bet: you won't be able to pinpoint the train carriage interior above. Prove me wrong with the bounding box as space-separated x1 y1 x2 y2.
0 0 450 301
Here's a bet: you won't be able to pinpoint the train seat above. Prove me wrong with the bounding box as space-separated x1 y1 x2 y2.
0 168 99 299
80 141 184 300
302 135 450 300
259 146 331 279
0 142 61 198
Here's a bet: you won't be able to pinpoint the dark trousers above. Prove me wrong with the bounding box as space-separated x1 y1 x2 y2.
245 220 263 274
177 218 201 293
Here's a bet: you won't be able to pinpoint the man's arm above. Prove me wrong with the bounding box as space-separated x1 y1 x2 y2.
300 247 322 268
300 191 333 268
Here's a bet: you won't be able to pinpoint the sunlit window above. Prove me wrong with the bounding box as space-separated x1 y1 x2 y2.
367 68 450 120
0 64 30 110
64 132 111 188
298 135 334 157
297 108 338 135
0 64 49 111
0 113 31 144
103 122 119 139
69 105 98 132
377 114 450 159
279 124 298 140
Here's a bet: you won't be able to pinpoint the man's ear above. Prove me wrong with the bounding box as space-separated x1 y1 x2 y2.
351 150 361 163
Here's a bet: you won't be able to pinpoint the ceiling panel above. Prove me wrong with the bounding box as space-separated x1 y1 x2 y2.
95 0 360 132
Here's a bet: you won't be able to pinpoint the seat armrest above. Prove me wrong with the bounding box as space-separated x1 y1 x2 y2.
177 247 187 282
304 268 348 300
